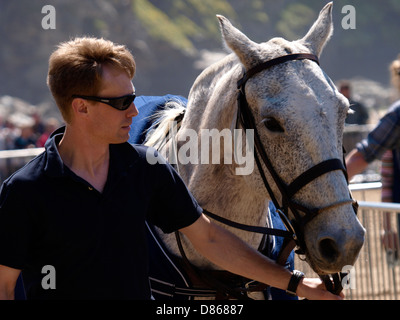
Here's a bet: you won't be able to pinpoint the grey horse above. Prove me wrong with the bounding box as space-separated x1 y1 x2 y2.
143 2 365 299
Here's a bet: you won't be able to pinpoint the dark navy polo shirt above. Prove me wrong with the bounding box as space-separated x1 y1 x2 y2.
0 127 202 299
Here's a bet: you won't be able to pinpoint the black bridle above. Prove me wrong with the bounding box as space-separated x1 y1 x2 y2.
234 53 357 295
236 53 356 248
175 53 358 298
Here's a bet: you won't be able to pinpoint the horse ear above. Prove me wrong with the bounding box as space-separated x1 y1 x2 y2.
217 15 259 69
300 2 333 57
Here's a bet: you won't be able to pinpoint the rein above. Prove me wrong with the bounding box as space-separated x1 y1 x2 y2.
174 53 357 299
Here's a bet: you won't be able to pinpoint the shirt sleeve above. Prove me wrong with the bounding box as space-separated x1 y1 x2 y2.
0 180 33 270
145 152 203 234
357 103 400 163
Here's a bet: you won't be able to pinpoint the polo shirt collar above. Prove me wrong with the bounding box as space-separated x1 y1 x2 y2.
43 126 67 177
43 126 140 179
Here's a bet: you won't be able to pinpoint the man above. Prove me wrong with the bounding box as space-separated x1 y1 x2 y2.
339 80 369 125
345 53 400 188
345 55 400 257
0 37 341 300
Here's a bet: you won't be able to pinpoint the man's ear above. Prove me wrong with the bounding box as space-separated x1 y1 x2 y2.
71 97 89 116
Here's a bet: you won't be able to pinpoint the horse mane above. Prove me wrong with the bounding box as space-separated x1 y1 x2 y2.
143 100 186 150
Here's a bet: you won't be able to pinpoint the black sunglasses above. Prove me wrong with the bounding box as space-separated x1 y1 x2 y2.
71 93 136 110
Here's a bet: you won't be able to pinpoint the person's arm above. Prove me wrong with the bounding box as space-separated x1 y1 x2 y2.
180 214 343 300
0 264 21 300
345 148 369 181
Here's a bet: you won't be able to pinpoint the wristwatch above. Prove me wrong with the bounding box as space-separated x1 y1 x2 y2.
286 270 305 296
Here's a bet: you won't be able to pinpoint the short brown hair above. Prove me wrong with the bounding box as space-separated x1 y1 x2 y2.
47 37 135 123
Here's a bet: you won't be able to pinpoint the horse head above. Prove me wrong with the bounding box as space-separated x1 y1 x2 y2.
216 2 365 275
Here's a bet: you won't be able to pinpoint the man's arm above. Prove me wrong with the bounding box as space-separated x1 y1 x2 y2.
0 264 21 300
180 214 343 300
345 148 369 181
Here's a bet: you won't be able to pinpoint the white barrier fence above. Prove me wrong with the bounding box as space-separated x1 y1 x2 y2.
0 148 44 159
0 148 44 183
296 183 400 300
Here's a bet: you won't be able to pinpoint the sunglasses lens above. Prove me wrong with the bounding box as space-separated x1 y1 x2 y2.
115 94 136 110
124 95 135 107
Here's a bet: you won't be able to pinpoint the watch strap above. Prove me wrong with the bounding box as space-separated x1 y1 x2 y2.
286 270 305 296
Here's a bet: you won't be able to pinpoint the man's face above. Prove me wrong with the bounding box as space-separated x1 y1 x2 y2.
85 64 138 144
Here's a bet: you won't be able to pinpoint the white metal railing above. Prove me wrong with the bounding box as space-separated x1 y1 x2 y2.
0 148 44 159
358 200 400 212
349 182 382 191
0 148 44 183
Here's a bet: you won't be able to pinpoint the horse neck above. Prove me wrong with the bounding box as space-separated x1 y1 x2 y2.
167 164 270 266
173 56 270 249
157 57 272 269
182 162 268 223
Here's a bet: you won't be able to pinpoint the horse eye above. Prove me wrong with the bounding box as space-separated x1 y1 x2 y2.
263 117 284 132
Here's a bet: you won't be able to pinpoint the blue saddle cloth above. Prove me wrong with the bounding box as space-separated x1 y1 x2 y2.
268 202 296 300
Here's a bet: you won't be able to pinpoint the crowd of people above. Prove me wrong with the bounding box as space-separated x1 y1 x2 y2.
0 113 61 181
0 113 60 151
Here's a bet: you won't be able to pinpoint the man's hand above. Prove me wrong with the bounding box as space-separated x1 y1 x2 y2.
297 277 344 300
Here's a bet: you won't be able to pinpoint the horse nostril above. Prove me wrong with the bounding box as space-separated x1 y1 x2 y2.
318 238 340 263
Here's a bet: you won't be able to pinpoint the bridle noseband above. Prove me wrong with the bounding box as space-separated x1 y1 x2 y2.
175 53 358 298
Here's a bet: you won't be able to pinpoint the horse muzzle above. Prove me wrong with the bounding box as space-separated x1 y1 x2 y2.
304 206 365 275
